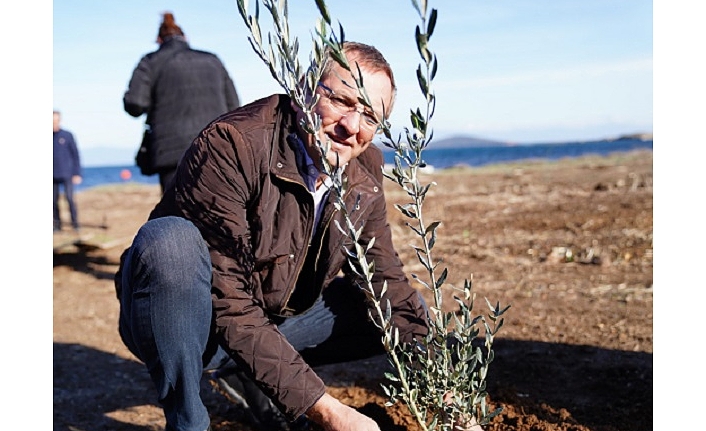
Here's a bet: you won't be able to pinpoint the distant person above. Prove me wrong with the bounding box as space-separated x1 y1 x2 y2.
53 110 82 232
123 11 241 193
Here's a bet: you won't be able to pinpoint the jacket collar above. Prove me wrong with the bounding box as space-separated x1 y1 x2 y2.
158 37 189 52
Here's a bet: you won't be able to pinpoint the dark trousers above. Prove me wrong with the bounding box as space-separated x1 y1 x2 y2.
53 178 78 230
117 216 387 431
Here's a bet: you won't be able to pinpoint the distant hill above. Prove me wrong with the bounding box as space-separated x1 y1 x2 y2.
379 132 653 151
611 132 653 141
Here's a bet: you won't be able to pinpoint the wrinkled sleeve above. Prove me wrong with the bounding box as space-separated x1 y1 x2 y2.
173 121 325 420
363 197 430 343
123 56 152 118
352 149 429 344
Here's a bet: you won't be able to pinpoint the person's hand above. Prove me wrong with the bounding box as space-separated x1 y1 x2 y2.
72 175 82 185
452 415 482 431
306 392 381 431
443 391 483 431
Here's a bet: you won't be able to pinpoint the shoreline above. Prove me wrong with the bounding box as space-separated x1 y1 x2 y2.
78 148 653 193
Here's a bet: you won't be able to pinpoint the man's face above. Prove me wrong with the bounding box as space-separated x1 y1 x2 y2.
53 113 61 132
306 56 393 169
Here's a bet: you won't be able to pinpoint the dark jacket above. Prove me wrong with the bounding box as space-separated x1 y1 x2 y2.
53 129 81 180
118 94 428 420
123 37 240 170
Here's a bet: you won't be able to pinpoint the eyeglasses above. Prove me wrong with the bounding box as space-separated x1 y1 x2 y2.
317 83 382 135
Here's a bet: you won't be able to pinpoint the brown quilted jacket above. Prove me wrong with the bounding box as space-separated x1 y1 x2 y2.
134 94 428 419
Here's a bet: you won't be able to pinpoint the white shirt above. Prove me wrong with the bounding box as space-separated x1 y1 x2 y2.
288 133 336 230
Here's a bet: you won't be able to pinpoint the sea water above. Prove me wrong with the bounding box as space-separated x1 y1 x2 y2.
76 138 652 192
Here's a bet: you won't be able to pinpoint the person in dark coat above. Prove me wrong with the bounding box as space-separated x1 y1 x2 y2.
123 11 241 193
115 42 431 431
53 110 82 232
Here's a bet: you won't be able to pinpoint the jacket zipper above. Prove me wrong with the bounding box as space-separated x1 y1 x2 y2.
274 175 315 313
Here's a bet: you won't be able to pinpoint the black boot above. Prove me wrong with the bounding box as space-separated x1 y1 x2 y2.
209 364 295 431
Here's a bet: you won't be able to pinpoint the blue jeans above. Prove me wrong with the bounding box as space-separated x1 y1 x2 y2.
53 178 78 229
118 216 385 431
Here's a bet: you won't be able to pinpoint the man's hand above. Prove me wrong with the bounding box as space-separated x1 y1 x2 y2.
452 415 482 431
443 391 483 431
306 393 381 431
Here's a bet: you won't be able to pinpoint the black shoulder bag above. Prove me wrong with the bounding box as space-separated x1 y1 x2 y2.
135 129 156 176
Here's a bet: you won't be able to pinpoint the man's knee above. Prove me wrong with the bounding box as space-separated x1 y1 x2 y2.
135 217 205 255
131 217 211 282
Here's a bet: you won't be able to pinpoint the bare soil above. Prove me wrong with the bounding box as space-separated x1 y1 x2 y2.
53 150 653 431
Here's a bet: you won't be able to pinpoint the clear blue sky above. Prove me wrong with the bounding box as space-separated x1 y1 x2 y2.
52 0 653 166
